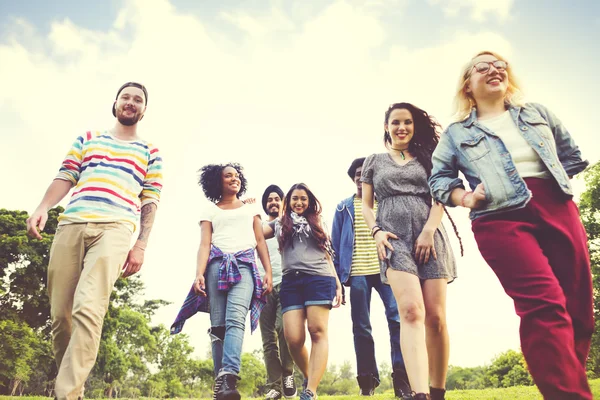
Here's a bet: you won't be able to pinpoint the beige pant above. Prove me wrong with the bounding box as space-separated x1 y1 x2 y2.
48 222 132 400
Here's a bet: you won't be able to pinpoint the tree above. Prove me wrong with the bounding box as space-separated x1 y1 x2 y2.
0 208 62 334
0 320 44 395
485 349 533 388
579 162 600 377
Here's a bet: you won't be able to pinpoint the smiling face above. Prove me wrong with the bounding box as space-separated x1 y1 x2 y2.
354 166 363 196
290 189 309 215
466 53 509 104
266 192 282 217
221 166 241 196
114 86 146 126
385 108 414 149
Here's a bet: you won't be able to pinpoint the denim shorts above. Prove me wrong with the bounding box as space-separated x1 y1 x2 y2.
280 270 337 314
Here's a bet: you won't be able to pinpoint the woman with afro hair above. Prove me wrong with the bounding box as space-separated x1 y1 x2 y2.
195 162 273 400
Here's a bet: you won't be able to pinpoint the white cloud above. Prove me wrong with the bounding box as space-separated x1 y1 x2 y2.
2 0 595 372
429 0 515 22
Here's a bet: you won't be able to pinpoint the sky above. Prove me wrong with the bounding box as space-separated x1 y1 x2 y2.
1 0 600 372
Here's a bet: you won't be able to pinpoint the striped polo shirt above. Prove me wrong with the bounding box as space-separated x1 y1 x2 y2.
55 130 163 232
351 197 380 276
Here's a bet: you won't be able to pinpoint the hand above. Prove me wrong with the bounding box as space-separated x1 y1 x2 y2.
414 229 437 265
242 197 256 204
332 279 343 308
122 245 144 278
193 274 206 296
26 207 48 240
374 230 398 261
262 273 273 295
465 184 487 209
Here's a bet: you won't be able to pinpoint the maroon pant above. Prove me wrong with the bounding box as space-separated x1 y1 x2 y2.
472 178 593 400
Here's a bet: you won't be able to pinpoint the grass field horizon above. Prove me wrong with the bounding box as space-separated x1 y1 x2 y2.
3 379 599 400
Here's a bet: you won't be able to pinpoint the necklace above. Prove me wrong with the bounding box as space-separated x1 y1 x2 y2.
389 146 409 160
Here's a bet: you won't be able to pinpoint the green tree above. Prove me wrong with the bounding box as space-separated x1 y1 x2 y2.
0 320 44 395
446 365 486 390
579 162 600 377
485 349 533 388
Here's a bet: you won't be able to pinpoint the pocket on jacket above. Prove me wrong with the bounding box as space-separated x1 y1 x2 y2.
460 135 490 161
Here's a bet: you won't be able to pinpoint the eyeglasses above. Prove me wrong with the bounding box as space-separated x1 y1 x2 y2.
472 60 508 74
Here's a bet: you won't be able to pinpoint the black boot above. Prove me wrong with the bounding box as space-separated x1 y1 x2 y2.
430 387 445 400
356 374 379 396
392 367 411 398
215 373 241 400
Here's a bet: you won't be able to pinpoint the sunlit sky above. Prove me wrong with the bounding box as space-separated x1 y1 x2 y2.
2 0 599 371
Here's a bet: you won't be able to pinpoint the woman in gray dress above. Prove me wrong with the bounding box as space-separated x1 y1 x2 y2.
361 103 458 400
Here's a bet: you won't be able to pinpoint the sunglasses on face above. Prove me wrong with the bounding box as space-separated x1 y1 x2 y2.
472 60 508 74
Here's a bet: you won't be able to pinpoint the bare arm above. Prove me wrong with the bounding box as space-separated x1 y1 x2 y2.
122 203 158 278
26 179 73 239
134 203 158 250
262 223 275 239
362 182 398 260
193 221 213 295
254 216 273 294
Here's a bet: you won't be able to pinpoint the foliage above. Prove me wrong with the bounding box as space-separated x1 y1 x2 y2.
579 162 600 377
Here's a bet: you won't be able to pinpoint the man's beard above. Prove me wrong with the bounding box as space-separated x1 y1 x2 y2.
117 108 141 126
268 208 280 218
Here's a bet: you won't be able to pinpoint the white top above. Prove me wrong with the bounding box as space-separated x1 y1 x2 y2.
479 111 552 179
257 231 283 286
199 203 261 253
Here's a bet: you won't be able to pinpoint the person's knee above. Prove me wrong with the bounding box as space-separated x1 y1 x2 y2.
425 311 446 334
307 322 327 342
209 326 225 342
398 301 425 324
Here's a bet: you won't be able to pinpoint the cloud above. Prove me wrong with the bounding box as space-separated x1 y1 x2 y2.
429 0 515 22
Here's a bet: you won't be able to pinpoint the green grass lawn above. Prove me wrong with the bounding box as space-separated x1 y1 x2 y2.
3 380 600 399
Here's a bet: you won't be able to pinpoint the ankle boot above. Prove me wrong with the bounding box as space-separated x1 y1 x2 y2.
216 373 240 400
356 374 375 396
392 367 411 398
430 387 445 400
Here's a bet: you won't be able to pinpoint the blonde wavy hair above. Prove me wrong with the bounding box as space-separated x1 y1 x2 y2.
452 50 524 121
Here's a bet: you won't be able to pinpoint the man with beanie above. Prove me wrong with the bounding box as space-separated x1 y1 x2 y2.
258 185 297 400
331 158 409 398
26 82 163 400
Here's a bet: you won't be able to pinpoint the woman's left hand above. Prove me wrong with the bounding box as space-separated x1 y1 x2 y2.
262 273 273 295
414 229 437 265
332 279 343 308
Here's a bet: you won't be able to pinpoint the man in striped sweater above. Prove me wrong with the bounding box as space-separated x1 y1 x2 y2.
26 82 163 400
331 158 409 398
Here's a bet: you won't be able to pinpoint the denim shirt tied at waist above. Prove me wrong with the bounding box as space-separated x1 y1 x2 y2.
429 102 589 220
170 245 266 335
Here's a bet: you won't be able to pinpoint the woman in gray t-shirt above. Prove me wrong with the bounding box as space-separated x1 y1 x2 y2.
263 183 342 400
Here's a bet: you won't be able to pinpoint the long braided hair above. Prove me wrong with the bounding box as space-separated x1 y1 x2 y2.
384 103 464 256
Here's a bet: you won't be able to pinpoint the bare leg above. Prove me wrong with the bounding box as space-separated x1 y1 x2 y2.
422 279 449 389
305 305 331 394
283 309 309 378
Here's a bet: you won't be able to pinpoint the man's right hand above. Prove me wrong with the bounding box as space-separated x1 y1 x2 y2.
26 208 48 239
465 183 487 209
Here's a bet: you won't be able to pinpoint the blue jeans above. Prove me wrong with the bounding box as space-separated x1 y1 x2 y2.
349 274 404 379
206 259 254 376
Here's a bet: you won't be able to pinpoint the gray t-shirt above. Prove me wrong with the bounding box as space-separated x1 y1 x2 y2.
257 233 283 286
268 219 333 277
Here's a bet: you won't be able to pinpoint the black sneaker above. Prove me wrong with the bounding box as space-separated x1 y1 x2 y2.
216 373 241 400
282 374 297 398
392 368 411 398
402 393 430 400
356 374 379 396
264 389 282 399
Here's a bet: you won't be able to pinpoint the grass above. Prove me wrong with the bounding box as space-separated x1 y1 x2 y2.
3 379 600 399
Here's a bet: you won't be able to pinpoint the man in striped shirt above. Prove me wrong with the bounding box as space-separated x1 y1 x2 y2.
26 82 163 400
331 158 409 397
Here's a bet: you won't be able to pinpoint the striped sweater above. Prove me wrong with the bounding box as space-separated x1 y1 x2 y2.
56 130 163 232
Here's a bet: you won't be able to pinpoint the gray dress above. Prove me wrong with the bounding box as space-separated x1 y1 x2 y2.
361 153 457 283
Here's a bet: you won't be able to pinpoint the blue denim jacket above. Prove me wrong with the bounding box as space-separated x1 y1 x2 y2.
429 103 588 220
331 195 355 286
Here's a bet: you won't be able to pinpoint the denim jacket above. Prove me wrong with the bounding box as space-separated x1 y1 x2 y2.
429 103 588 220
331 195 355 286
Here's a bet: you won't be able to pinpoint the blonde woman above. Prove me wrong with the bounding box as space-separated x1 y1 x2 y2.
429 51 593 399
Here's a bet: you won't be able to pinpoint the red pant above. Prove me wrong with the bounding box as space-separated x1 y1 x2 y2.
472 178 593 400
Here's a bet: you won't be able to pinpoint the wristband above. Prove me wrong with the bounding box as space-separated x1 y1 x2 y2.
134 243 146 251
371 225 381 233
460 191 473 208
372 227 382 237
